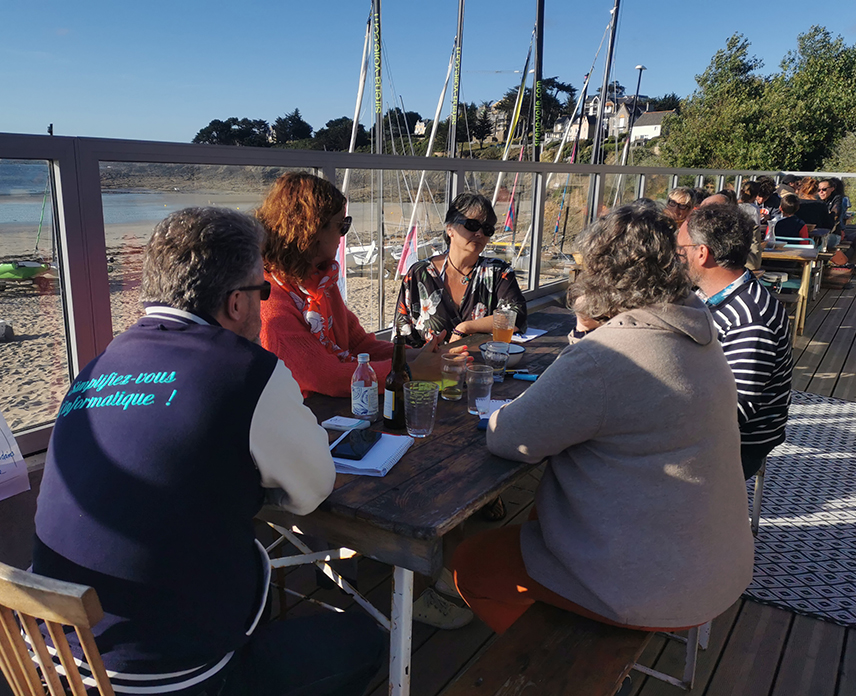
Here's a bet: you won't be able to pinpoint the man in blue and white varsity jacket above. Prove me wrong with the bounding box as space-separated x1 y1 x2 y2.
33 208 382 695
678 202 793 479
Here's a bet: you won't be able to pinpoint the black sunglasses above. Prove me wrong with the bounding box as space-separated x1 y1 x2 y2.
339 216 353 236
457 217 495 237
666 199 691 212
234 280 271 301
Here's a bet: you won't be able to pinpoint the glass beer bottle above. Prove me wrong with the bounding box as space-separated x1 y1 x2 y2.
383 331 411 430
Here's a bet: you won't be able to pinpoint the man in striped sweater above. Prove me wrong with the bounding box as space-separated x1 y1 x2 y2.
678 204 793 478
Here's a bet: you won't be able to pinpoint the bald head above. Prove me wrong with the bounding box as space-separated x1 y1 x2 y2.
700 193 730 208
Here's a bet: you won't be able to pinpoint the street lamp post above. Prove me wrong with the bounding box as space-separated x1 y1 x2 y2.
619 64 646 167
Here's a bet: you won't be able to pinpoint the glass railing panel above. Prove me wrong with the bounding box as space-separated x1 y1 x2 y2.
100 162 303 336
602 172 641 210
677 174 697 188
642 173 671 203
334 168 450 331
0 159 70 433
462 170 535 292
539 173 590 289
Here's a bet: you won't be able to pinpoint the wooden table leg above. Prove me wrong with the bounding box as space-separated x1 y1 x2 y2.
797 260 812 335
389 566 414 696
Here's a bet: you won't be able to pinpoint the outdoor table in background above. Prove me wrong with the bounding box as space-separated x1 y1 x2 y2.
761 246 818 336
257 306 576 696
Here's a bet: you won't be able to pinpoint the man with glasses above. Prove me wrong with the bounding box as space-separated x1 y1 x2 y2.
677 205 792 479
33 207 382 695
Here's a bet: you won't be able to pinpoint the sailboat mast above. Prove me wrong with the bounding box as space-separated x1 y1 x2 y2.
591 0 621 166
342 13 372 198
371 0 385 321
532 0 545 164
447 0 466 159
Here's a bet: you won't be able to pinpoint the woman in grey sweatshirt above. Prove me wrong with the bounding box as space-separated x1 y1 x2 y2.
452 203 754 634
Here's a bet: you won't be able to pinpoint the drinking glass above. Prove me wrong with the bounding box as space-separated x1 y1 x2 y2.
466 364 493 415
403 381 440 438
482 341 510 382
492 308 516 343
440 354 467 401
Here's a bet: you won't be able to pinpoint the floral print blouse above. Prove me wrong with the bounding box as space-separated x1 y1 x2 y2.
395 255 528 347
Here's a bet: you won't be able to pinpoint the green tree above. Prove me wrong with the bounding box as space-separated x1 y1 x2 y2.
494 77 576 140
647 93 681 112
660 27 856 170
660 34 767 168
762 27 856 170
472 102 493 148
311 117 369 151
192 118 271 147
272 109 313 143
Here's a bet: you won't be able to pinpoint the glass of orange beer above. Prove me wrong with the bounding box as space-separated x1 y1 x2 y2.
492 307 516 343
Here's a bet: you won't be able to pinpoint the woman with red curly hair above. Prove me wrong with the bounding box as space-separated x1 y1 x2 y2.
256 172 450 398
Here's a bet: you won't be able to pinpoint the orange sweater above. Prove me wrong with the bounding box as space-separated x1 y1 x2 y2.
260 272 395 398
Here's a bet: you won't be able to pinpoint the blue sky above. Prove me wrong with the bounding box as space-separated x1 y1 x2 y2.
1 0 854 143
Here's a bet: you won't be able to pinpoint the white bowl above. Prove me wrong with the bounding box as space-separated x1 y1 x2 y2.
479 342 525 368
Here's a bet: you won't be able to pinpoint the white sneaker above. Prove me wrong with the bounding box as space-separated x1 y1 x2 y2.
434 568 462 600
412 588 473 629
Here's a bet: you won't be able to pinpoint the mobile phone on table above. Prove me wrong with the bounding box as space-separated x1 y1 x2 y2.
331 429 381 460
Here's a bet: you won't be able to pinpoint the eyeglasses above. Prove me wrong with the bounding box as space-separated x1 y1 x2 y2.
339 216 353 236
818 187 832 193
666 199 691 212
234 280 271 301
457 217 496 237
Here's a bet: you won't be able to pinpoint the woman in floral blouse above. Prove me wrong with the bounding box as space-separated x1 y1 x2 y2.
395 192 527 347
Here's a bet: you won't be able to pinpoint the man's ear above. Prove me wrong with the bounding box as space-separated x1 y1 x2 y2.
698 244 713 266
222 290 242 323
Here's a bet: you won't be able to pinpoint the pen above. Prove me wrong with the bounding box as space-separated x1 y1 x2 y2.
505 369 529 374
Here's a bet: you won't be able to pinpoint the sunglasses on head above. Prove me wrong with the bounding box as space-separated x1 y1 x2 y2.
457 217 495 237
234 280 271 301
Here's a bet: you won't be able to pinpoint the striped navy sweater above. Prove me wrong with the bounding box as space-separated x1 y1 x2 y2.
707 277 793 450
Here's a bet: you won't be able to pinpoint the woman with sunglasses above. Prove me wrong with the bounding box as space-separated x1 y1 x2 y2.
256 172 449 398
395 192 527 347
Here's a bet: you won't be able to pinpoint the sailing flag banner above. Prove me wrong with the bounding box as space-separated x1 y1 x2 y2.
336 235 348 302
0 413 29 502
504 204 515 232
396 224 419 279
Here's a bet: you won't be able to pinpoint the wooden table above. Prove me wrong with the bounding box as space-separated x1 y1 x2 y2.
257 306 575 696
761 246 818 336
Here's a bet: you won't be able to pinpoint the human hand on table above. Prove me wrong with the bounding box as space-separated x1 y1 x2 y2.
408 331 472 381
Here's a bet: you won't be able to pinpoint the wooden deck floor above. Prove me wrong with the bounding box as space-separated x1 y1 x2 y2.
270 284 856 696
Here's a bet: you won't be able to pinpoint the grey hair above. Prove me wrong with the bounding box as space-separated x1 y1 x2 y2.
686 204 755 271
569 203 691 320
140 207 264 316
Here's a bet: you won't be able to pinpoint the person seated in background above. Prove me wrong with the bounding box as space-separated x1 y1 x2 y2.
795 177 835 234
256 172 458 398
818 178 845 248
33 208 383 696
777 174 801 197
663 186 695 226
772 194 810 242
679 204 793 479
755 176 781 221
395 192 527 347
256 172 473 629
452 203 754 639
737 181 761 227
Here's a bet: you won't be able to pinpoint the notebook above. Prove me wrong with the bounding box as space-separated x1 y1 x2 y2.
331 432 414 477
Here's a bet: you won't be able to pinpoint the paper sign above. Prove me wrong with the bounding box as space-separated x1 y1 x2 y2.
512 329 547 343
0 414 30 502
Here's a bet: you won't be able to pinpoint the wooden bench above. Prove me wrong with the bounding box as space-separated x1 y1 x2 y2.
440 603 653 696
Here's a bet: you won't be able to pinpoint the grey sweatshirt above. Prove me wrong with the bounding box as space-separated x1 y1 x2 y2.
488 294 754 628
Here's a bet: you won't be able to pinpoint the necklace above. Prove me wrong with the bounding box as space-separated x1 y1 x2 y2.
446 255 476 285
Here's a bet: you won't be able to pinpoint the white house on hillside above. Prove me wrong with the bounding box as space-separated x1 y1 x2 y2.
629 110 675 143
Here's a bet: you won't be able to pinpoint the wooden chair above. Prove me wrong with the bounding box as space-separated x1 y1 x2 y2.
0 562 114 696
